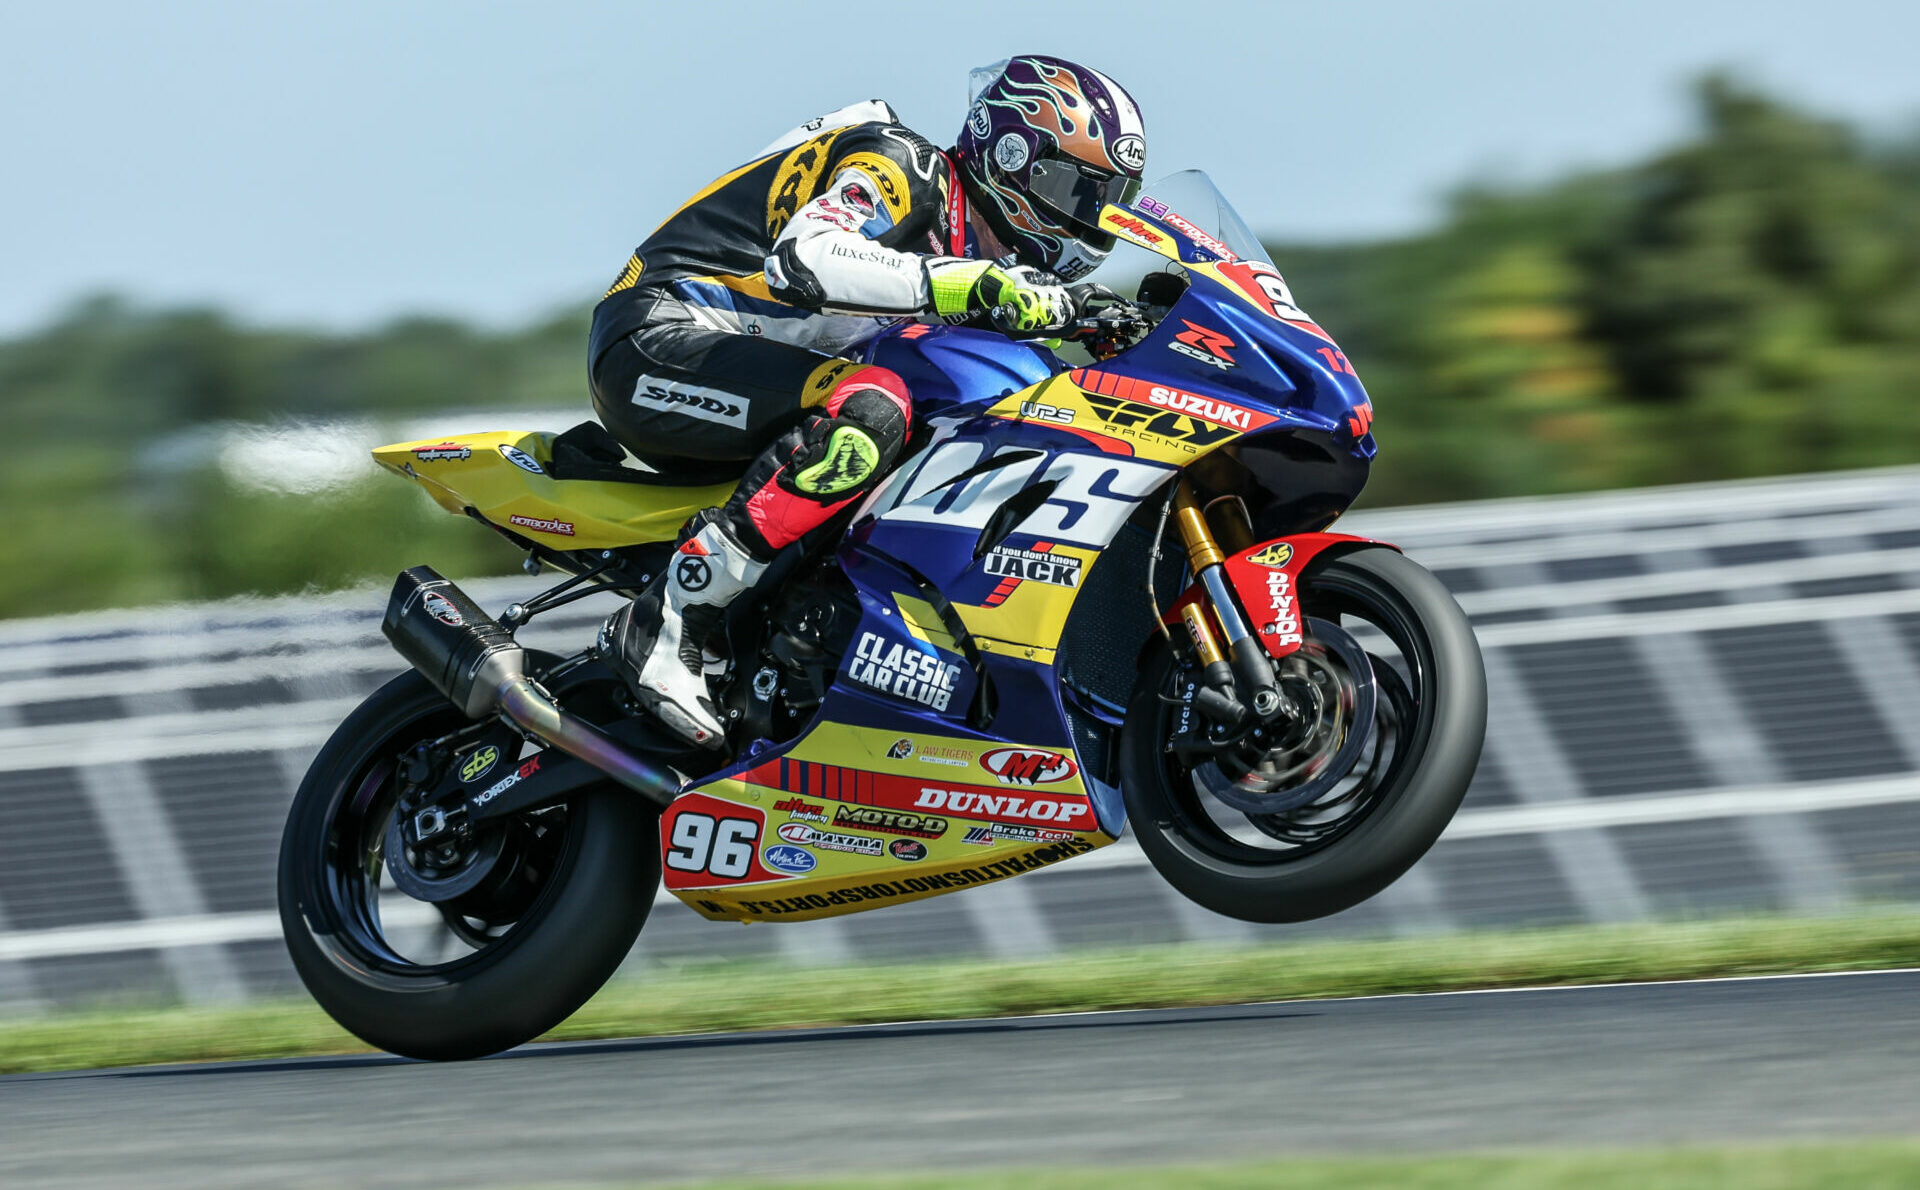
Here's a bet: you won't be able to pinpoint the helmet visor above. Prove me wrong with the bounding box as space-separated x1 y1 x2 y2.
1025 156 1141 243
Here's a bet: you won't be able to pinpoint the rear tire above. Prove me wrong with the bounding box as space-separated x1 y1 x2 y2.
1119 547 1485 923
278 662 659 1060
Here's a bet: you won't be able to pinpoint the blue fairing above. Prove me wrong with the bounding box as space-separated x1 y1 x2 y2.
864 328 1060 421
700 239 1375 844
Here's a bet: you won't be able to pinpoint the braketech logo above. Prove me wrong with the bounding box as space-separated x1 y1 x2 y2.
1169 321 1236 370
979 747 1078 786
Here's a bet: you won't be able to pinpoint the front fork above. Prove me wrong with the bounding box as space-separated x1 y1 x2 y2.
1171 481 1284 726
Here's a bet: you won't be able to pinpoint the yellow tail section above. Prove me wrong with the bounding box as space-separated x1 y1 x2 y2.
372 431 738 549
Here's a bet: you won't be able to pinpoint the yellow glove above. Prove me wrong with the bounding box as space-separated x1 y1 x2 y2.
926 259 1074 334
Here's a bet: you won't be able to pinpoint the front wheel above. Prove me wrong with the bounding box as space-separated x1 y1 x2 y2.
1120 547 1486 923
278 657 659 1060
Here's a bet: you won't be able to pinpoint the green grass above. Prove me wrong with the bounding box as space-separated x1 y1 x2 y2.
4 912 1918 1075
656 1143 1920 1189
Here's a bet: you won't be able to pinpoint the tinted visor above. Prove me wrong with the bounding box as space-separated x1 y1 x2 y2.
1025 156 1141 244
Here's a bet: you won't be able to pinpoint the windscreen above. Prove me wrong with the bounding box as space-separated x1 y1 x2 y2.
1087 169 1274 299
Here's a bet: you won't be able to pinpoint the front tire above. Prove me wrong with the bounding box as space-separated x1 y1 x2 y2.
1120 547 1486 923
278 661 659 1060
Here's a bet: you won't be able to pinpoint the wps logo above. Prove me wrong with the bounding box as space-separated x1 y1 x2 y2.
980 747 1078 786
1169 321 1236 370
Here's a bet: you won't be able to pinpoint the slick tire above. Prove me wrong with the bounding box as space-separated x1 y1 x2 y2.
278 663 658 1061
1120 547 1486 923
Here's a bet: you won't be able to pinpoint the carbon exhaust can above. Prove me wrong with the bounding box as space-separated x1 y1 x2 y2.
381 566 527 719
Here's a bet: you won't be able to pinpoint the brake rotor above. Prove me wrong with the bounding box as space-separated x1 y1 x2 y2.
1195 616 1377 815
383 813 507 903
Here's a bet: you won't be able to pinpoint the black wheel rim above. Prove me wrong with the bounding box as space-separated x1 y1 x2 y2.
307 702 586 979
1146 562 1439 867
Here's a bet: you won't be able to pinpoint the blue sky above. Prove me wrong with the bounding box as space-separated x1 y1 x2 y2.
3 0 1915 335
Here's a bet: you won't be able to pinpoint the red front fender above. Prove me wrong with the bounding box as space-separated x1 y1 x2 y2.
1163 532 1398 660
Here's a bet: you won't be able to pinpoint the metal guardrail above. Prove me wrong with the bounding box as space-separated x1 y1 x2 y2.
1 466 1917 1012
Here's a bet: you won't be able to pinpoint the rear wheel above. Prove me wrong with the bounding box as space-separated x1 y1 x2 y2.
278 656 659 1060
1119 547 1485 923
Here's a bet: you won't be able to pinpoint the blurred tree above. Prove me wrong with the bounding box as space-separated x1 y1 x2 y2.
3 72 1918 618
1576 74 1920 479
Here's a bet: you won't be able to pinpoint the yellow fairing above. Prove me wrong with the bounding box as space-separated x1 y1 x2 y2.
372 431 738 549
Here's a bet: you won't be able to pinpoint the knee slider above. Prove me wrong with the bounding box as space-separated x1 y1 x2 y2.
829 388 909 463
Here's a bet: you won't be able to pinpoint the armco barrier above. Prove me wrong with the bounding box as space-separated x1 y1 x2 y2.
1 466 1918 1011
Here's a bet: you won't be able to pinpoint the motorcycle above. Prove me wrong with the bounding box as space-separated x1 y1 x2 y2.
277 171 1487 1060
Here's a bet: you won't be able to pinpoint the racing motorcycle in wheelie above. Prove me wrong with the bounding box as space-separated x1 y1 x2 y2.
277 171 1487 1061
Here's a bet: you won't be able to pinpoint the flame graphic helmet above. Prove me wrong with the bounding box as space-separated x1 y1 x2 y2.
955 56 1146 280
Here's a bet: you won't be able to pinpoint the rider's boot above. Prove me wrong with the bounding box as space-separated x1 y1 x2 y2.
600 509 765 749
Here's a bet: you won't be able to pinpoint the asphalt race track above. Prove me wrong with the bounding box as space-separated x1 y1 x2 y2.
4 971 1919 1188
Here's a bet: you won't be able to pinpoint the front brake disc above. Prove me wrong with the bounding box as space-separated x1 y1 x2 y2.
1194 616 1377 815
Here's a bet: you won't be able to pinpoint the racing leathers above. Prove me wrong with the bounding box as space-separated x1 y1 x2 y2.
590 100 1077 748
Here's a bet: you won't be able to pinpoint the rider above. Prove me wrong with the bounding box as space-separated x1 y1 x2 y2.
591 56 1147 748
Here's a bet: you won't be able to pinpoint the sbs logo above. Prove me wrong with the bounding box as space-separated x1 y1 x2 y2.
460 746 499 783
1245 542 1294 569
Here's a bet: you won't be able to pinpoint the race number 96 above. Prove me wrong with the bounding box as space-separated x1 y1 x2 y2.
665 812 760 878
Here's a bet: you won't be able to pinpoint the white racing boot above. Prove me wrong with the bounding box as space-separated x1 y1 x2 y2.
600 511 767 749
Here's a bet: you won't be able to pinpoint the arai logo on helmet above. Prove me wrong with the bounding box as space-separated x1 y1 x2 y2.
968 102 991 138
422 591 463 627
498 444 544 476
1111 134 1145 172
993 133 1028 172
762 844 816 875
980 747 1078 786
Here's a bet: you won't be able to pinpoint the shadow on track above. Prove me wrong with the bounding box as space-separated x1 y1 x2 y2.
30 1001 1321 1082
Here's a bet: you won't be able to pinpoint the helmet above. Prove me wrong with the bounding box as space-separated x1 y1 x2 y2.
955 56 1146 280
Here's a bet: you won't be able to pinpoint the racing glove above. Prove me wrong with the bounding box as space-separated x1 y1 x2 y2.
925 259 1074 335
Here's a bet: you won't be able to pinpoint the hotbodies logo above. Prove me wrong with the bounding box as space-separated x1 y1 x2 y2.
846 632 959 712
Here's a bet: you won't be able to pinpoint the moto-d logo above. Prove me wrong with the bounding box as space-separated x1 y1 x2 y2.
846 632 959 712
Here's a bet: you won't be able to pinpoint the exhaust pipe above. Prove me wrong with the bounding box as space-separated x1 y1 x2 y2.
381 566 679 811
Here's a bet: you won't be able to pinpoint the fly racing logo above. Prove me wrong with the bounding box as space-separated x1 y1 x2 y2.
1082 393 1238 451
631 383 748 429
984 545 1081 588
